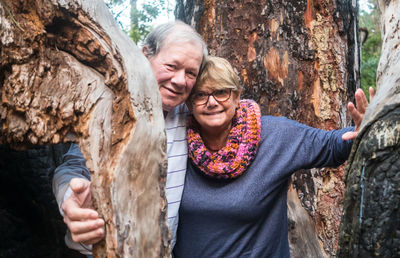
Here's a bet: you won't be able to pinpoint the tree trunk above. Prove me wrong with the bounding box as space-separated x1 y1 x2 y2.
0 143 85 258
0 0 169 257
338 0 400 257
176 0 359 256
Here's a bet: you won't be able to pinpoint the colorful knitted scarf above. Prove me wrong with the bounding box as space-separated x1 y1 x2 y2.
187 99 261 179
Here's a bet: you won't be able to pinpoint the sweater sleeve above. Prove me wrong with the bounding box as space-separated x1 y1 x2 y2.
261 116 354 171
302 126 354 168
52 143 91 212
51 143 93 255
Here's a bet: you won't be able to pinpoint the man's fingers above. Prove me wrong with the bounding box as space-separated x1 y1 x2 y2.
63 205 99 221
70 178 90 194
62 195 98 220
69 178 93 208
71 226 105 244
69 218 104 235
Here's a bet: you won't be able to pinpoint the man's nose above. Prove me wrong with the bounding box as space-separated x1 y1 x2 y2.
171 69 186 87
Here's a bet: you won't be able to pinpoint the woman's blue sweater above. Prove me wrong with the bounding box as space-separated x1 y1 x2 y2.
174 116 353 258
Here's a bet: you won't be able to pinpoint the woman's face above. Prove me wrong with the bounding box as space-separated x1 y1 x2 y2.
191 83 240 134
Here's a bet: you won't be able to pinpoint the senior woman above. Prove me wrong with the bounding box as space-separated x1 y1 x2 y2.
173 56 372 257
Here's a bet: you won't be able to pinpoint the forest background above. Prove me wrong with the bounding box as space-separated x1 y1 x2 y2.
105 0 381 97
0 1 392 257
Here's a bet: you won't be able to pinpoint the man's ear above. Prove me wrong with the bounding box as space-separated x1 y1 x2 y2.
142 46 150 58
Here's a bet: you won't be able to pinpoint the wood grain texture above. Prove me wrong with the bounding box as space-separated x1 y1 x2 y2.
176 0 358 256
0 0 169 257
338 0 400 256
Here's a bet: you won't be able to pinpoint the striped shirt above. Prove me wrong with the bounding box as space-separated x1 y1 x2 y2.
52 103 189 254
164 103 189 249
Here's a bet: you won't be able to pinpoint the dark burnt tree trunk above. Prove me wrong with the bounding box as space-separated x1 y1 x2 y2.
0 143 83 258
0 0 169 257
176 0 359 257
338 0 400 257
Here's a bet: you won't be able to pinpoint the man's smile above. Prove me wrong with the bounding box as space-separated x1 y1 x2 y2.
162 85 183 95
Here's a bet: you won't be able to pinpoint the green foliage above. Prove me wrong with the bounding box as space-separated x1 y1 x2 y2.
129 2 162 44
359 0 381 96
105 0 173 44
106 0 124 5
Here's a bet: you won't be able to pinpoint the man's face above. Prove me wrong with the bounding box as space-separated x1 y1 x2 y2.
148 41 203 111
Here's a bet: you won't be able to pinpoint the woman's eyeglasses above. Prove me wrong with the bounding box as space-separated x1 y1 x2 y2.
192 89 232 106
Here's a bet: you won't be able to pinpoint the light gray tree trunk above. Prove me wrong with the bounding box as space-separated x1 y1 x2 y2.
338 0 400 257
0 0 169 257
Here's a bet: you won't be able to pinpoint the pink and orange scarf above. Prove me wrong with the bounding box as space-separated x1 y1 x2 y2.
187 99 261 179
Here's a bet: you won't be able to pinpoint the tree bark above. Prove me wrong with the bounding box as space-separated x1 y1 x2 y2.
0 0 169 257
176 0 358 256
0 143 85 258
338 0 400 257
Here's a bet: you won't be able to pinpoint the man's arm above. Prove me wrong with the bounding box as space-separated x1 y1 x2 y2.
53 143 91 211
52 144 105 252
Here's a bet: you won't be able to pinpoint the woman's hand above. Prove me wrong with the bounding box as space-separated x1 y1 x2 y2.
342 87 375 140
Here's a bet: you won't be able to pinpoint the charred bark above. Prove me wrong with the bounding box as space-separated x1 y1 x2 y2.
176 0 359 256
0 0 169 257
338 0 400 257
0 143 85 258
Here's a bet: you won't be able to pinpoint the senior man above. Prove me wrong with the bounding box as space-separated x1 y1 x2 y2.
52 20 207 255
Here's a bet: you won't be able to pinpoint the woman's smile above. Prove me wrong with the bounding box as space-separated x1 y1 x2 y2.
203 110 224 115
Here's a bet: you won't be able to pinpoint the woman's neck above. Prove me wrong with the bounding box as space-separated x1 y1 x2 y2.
200 124 232 152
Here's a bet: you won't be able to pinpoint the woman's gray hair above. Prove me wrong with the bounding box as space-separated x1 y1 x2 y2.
143 20 208 69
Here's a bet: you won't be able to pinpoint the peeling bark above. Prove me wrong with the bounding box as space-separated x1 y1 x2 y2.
176 0 358 256
0 0 169 257
338 0 400 256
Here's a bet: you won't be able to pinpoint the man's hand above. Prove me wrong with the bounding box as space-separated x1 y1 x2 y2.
342 87 375 140
62 178 105 245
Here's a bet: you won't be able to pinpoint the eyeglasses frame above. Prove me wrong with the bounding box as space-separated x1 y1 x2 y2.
191 88 233 106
